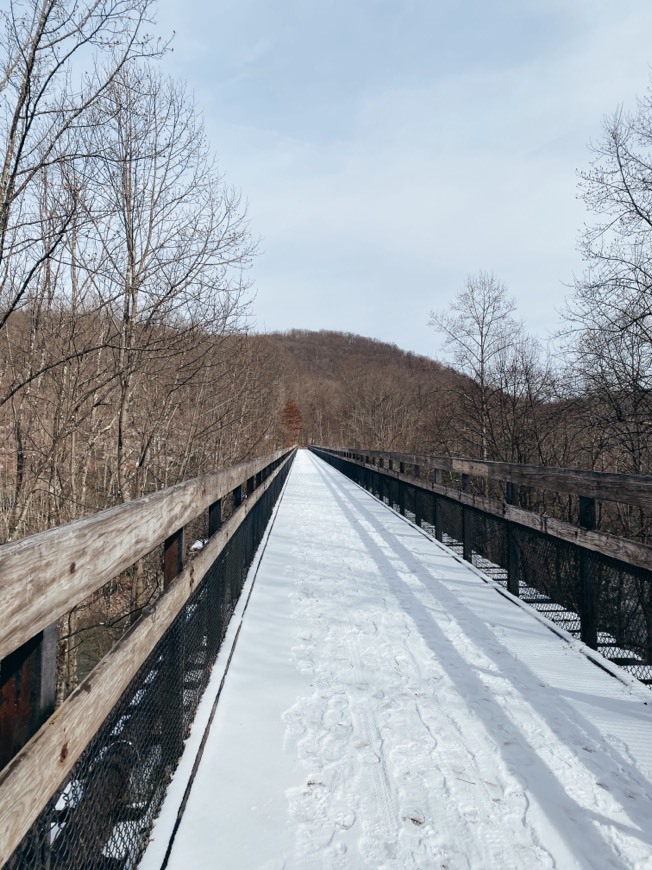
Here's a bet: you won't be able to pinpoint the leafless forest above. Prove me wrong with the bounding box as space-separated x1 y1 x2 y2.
2 0 650 541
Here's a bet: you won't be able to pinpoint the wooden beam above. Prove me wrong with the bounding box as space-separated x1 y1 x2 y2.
0 450 292 661
0 451 294 867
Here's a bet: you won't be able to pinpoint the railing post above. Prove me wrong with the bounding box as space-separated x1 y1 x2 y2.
398 461 406 515
0 624 57 770
163 523 187 766
208 499 222 536
506 482 520 597
462 474 472 562
164 527 184 589
433 468 443 539
579 496 598 649
434 494 442 541
411 464 421 524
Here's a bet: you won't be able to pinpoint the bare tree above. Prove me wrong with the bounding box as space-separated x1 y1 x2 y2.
430 271 518 459
73 63 255 502
568 83 652 478
0 0 164 407
488 334 558 464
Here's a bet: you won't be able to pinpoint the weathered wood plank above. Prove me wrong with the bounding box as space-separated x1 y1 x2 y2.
0 450 291 661
503 505 652 570
0 451 293 867
325 448 652 510
315 450 652 573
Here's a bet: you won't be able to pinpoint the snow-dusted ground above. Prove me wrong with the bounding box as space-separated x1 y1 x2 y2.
142 449 652 870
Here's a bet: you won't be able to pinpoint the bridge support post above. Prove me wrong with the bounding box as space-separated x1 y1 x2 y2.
579 496 598 649
0 624 57 770
506 483 521 597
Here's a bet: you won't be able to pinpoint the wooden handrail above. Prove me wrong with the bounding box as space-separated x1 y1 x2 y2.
324 448 652 510
313 448 652 572
0 449 292 661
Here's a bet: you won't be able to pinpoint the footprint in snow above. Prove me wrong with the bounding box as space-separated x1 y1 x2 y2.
401 809 426 827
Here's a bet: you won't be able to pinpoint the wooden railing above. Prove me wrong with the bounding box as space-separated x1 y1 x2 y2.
0 447 295 867
317 448 652 572
313 447 652 677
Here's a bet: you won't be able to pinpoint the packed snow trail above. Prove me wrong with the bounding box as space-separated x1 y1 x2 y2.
142 449 652 870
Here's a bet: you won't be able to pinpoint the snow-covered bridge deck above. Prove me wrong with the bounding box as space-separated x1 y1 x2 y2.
142 450 652 870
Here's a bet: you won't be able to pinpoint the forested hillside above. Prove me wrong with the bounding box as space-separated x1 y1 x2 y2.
262 329 462 452
264 322 651 548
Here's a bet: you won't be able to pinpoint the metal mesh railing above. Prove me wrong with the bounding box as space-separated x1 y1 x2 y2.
6 459 291 870
315 449 652 686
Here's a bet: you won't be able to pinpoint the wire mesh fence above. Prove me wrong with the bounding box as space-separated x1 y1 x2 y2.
315 450 652 686
5 459 291 870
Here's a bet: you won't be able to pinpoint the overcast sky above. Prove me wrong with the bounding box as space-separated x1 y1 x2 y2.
156 0 652 360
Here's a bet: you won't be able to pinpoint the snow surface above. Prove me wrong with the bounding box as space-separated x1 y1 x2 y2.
142 449 652 869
